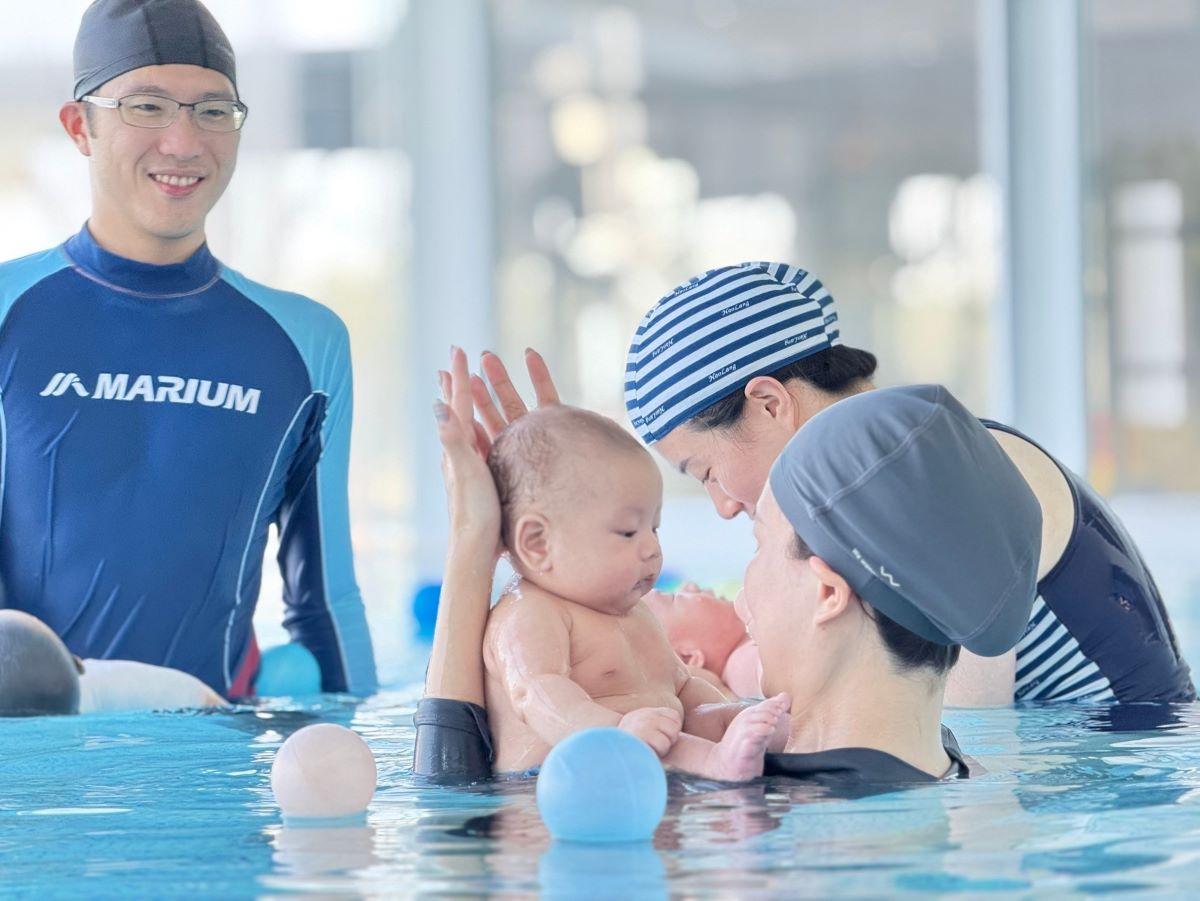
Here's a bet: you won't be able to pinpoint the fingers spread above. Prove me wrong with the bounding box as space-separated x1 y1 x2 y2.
449 346 473 427
480 350 529 423
471 373 507 440
525 348 561 406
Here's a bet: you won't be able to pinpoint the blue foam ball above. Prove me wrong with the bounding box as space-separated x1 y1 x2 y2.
536 728 667 842
256 643 322 697
411 583 442 639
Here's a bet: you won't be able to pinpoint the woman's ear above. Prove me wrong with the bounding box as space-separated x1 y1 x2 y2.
511 513 552 573
742 376 795 429
807 556 854 626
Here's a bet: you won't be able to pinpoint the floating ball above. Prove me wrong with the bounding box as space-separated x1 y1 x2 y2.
256 643 322 697
412 583 442 639
536 727 667 842
270 723 377 820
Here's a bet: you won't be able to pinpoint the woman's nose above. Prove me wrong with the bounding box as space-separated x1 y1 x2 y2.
733 589 750 625
706 481 747 520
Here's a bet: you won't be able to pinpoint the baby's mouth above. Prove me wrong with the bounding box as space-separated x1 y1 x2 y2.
634 574 659 594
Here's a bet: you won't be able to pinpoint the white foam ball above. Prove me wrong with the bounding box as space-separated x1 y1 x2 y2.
270 723 377 819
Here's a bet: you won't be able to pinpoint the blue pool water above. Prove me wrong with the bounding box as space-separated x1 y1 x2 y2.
6 691 1200 896
2 498 1198 897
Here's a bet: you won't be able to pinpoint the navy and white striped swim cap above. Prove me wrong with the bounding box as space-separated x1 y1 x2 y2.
624 261 841 444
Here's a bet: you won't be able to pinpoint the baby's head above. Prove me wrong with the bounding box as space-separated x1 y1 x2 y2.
642 587 747 672
488 406 663 613
0 610 82 716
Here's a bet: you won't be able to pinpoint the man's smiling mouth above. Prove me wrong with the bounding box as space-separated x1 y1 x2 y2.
152 174 202 187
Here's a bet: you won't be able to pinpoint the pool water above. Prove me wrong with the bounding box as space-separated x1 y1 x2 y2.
3 498 1198 897
5 690 1200 897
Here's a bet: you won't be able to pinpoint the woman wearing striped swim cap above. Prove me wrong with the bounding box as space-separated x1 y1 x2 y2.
473 261 1192 710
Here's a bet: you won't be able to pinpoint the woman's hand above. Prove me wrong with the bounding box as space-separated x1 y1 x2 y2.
435 346 501 548
472 348 562 441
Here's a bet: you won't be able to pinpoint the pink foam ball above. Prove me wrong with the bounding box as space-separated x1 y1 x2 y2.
270 724 377 819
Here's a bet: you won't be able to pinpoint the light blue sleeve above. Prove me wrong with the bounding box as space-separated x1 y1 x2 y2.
0 247 72 540
0 247 71 321
221 268 378 694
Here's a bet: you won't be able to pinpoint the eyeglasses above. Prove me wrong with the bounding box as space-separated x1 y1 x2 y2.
80 93 248 133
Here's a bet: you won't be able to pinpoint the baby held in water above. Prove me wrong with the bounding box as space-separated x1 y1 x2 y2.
481 405 788 780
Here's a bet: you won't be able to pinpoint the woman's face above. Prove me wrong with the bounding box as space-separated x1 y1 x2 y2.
654 417 792 520
739 485 820 700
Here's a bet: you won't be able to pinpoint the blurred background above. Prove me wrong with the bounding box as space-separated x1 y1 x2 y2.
1 1 1196 681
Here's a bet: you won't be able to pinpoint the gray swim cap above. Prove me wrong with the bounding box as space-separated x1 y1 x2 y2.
768 384 1041 657
0 611 81 716
73 0 237 100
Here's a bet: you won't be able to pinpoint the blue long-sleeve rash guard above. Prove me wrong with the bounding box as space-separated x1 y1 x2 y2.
0 226 377 695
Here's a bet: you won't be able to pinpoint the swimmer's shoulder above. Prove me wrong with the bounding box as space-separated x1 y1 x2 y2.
985 425 1074 579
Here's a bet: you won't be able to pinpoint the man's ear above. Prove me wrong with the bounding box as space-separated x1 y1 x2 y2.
59 102 93 156
808 556 854 626
511 513 552 573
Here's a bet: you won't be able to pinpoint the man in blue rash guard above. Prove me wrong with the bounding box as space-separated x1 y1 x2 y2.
0 0 376 696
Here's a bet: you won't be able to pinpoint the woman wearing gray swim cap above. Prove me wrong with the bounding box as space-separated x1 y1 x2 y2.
472 261 1193 708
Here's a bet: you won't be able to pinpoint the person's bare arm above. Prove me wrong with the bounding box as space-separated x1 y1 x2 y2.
678 673 744 741
944 648 1016 707
473 348 561 440
423 346 501 706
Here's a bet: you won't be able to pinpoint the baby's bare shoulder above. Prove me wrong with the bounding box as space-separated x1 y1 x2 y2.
486 583 569 633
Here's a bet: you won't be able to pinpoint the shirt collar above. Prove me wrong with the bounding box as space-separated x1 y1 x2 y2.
63 224 221 298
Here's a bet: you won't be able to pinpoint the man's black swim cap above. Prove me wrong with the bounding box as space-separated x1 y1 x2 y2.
73 0 237 100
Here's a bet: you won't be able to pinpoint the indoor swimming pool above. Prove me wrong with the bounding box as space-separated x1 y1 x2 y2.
2 502 1198 897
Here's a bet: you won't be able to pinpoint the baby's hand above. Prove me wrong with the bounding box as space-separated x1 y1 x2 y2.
617 707 683 757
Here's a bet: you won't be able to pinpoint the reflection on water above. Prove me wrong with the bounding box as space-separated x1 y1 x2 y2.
8 672 1200 893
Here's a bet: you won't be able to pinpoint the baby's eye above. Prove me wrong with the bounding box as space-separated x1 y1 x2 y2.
615 530 637 538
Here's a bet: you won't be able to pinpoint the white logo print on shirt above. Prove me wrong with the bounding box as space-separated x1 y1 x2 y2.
40 372 261 414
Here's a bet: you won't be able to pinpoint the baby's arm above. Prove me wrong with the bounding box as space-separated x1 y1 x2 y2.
676 662 788 752
677 666 746 742
487 598 680 752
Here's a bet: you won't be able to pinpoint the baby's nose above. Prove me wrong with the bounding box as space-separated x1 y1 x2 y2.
641 533 662 559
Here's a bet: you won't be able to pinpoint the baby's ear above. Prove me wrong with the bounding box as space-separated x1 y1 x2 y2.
512 513 552 573
678 647 706 668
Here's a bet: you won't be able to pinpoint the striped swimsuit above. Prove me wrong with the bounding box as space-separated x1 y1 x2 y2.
983 422 1194 703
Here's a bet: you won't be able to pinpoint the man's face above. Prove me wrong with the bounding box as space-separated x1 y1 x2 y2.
73 64 241 259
